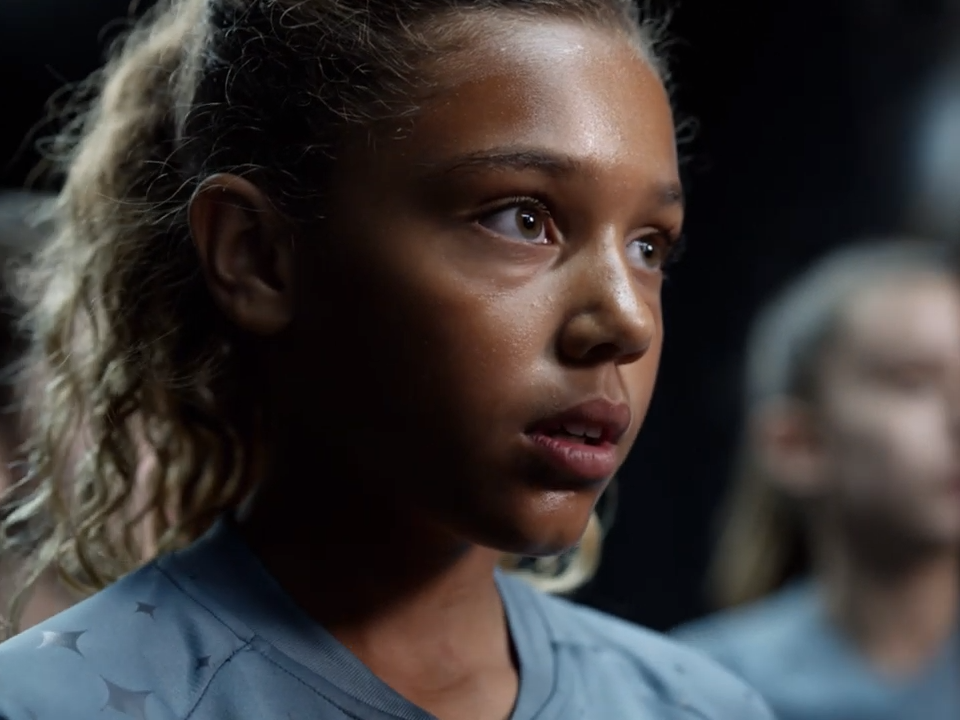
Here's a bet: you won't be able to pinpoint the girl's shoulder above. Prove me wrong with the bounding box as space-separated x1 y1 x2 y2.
0 559 247 720
503 576 776 720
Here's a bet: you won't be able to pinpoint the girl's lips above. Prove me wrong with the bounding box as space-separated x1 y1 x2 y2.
523 397 631 483
524 431 619 483
526 398 631 445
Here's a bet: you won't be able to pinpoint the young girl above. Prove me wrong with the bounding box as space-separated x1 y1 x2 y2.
674 240 960 719
0 1 773 718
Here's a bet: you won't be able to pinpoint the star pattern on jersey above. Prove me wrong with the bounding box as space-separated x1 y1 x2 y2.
135 602 157 618
102 678 152 720
38 630 86 655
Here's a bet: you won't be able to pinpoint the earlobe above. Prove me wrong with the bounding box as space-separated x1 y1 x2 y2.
752 398 826 499
189 174 295 336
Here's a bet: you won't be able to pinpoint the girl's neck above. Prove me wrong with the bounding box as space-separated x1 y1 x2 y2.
237 408 509 626
235 464 517 705
815 531 959 678
239 476 506 624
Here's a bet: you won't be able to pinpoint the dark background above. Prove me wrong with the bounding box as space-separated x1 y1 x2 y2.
3 0 960 630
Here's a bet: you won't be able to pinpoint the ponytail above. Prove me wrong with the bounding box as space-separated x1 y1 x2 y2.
0 0 247 635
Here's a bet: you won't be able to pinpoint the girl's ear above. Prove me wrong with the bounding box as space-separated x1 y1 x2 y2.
189 174 296 336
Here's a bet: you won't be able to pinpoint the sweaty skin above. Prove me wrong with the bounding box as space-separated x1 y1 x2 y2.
235 16 680 549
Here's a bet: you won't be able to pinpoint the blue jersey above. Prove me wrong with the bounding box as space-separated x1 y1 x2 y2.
673 582 960 720
0 519 773 720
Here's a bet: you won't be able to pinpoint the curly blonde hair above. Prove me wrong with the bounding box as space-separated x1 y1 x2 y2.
0 0 661 635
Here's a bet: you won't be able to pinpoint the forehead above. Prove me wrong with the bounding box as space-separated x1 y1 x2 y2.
406 15 677 182
838 273 960 361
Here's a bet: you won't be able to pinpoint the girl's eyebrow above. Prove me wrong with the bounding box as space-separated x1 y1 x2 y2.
432 147 586 177
423 144 685 208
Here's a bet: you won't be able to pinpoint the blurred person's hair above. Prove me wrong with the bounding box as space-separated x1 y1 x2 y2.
708 239 954 609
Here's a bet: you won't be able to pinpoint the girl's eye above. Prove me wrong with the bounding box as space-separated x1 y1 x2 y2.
479 204 549 243
627 234 672 271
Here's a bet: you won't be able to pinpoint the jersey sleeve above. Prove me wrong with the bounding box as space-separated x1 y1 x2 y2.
0 629 113 720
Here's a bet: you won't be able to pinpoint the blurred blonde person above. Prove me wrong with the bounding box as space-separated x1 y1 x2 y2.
673 240 960 720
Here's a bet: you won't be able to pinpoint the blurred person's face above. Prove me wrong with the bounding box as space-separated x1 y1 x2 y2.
815 272 960 551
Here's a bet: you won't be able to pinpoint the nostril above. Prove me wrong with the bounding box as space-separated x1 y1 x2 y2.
561 340 649 368
575 342 625 366
557 298 656 365
614 348 648 366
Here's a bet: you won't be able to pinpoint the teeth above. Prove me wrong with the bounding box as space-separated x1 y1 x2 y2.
561 423 603 439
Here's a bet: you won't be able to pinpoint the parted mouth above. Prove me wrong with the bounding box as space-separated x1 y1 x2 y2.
526 398 631 446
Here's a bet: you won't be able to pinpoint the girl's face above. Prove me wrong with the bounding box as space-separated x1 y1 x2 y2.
816 273 960 550
250 16 681 555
